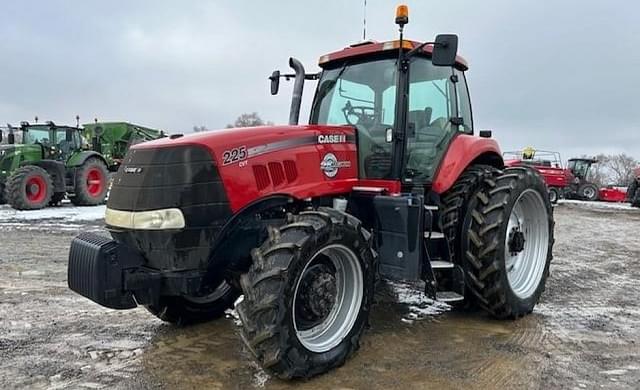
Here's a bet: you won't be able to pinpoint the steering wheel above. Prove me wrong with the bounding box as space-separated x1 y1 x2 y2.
342 101 376 126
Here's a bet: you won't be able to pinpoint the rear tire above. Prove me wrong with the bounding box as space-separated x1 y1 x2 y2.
627 180 638 205
6 166 53 210
462 167 554 319
71 158 109 206
548 187 560 204
237 208 375 379
145 281 239 325
578 183 598 201
632 189 640 208
441 165 501 265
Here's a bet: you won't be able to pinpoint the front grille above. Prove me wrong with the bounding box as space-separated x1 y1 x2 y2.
107 145 232 271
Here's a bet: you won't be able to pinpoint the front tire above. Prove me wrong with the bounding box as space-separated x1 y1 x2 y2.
145 281 239 325
578 183 598 201
548 187 560 204
71 158 108 206
463 167 554 319
237 208 375 379
6 166 53 210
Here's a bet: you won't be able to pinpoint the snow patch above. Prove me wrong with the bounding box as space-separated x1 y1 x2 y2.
388 281 451 321
0 204 105 226
558 199 638 212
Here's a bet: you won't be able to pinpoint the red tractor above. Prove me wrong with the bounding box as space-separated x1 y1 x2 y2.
67 6 554 379
504 149 569 204
627 167 640 207
565 157 600 201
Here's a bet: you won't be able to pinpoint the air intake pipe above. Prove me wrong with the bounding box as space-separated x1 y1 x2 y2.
288 57 305 125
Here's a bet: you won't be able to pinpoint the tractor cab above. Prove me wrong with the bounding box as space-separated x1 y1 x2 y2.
309 41 471 184
17 121 83 161
271 12 476 191
567 157 597 180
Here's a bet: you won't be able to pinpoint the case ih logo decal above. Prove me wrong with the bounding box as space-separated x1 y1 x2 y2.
317 134 347 144
320 153 351 178
123 166 143 174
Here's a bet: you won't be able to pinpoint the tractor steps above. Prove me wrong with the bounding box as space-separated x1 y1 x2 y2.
430 260 454 269
424 231 444 239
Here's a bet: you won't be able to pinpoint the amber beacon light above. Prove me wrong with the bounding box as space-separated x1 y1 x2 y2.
395 4 409 26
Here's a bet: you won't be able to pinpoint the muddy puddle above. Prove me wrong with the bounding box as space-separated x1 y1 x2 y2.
141 298 548 390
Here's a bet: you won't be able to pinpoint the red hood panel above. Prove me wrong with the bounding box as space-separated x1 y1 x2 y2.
134 125 360 211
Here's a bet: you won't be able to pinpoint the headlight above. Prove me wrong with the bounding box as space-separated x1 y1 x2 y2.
105 208 186 230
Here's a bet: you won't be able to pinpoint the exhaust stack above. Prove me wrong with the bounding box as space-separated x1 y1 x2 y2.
288 57 305 125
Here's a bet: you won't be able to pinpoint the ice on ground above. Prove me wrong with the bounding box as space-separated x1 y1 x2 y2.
0 203 106 224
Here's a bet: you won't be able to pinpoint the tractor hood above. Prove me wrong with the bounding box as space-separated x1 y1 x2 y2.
0 144 43 179
115 123 358 210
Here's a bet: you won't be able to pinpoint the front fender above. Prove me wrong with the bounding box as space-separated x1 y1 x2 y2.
432 134 503 194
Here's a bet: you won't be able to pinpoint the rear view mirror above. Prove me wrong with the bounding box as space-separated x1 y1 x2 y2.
432 34 458 67
269 70 280 95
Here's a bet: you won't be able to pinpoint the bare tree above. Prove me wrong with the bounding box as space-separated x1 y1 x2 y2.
193 126 208 132
605 153 638 186
579 153 639 186
226 112 273 128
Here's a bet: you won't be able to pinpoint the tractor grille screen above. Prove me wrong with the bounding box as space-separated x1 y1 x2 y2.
108 145 231 226
107 145 232 270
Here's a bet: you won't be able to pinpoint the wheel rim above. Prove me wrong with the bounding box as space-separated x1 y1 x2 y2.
26 176 46 203
549 190 557 203
183 281 231 304
504 189 549 299
293 244 363 353
583 187 596 199
86 168 104 197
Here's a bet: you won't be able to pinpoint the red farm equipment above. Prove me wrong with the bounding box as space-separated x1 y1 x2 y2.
66 6 554 378
504 149 568 204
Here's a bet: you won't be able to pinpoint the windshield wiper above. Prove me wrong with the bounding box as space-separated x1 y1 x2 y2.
316 62 350 99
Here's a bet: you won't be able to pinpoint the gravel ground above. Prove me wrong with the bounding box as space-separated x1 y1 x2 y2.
0 201 639 389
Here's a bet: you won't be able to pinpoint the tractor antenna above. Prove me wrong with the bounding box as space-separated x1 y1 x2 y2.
362 0 367 41
76 115 80 128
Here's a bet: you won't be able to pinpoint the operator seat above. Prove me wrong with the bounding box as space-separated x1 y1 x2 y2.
406 108 448 175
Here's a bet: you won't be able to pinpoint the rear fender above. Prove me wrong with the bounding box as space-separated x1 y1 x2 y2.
20 160 66 192
432 134 503 194
67 151 108 169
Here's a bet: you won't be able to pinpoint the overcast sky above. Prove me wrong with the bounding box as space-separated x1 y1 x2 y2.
1 1 638 161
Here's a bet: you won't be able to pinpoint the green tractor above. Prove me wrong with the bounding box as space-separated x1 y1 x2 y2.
0 121 165 210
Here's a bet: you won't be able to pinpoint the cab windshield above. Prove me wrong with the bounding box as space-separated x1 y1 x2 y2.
310 56 469 180
568 160 593 179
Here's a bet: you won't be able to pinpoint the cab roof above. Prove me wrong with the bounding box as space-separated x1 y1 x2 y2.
319 39 468 71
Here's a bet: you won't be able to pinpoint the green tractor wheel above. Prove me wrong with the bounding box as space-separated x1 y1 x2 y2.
6 166 54 210
70 158 109 206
